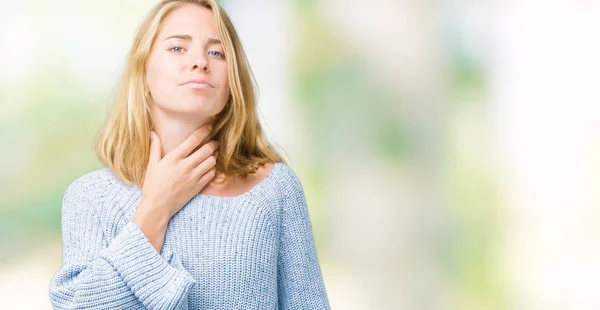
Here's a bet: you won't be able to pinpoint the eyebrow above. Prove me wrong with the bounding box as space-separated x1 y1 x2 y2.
163 34 221 45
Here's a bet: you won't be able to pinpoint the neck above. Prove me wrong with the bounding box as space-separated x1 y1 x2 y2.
151 107 214 158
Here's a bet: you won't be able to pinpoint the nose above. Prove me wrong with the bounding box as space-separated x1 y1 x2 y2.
192 54 209 73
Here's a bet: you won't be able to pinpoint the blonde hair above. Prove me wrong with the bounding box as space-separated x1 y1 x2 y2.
95 0 285 188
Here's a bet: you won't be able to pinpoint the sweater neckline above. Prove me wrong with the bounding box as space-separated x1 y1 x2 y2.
189 161 283 203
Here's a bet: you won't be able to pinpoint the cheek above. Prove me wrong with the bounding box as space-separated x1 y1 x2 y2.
218 67 229 100
218 83 229 108
147 58 177 96
146 60 161 90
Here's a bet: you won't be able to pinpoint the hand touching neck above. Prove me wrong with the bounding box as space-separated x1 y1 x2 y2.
150 108 214 158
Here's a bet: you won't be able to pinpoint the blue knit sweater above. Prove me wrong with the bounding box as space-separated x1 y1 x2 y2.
49 162 330 309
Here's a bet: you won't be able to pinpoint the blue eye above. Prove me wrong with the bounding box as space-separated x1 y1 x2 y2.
169 46 184 53
209 50 224 58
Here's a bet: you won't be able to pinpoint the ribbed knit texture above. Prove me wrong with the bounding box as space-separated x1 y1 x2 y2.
49 162 330 309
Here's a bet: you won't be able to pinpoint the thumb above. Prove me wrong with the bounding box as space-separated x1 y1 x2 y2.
148 131 162 164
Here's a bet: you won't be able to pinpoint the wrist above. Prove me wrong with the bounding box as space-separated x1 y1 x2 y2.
133 200 170 229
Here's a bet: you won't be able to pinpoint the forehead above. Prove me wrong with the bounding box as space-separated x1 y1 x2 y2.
157 4 217 39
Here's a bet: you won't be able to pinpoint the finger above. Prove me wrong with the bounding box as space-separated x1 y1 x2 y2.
184 140 219 167
170 123 213 160
191 153 217 179
196 166 217 188
148 131 162 164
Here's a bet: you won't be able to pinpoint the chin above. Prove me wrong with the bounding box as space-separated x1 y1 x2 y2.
184 99 215 112
178 100 224 119
155 102 208 117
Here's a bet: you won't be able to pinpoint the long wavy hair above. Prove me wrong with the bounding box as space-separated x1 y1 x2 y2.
95 0 285 188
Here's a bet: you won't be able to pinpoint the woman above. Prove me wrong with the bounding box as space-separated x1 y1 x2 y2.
48 0 330 309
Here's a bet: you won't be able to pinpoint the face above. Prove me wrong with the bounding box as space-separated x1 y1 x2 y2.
145 4 229 121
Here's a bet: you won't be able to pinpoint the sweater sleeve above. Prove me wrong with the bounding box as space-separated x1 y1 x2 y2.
49 176 196 310
277 167 331 309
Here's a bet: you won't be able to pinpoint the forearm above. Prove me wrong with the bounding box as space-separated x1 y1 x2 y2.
51 222 196 310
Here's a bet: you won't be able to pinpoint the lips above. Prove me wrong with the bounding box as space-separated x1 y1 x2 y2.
180 79 214 89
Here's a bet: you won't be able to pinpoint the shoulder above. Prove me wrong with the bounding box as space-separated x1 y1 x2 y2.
269 162 306 199
267 163 312 224
65 166 116 192
62 166 119 211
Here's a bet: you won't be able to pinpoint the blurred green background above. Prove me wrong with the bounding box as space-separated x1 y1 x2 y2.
2 0 600 309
